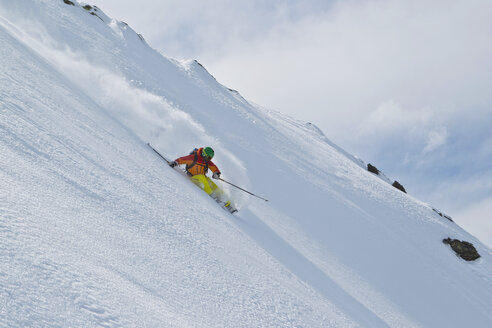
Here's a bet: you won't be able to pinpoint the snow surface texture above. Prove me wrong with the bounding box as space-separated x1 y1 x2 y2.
1 1 491 327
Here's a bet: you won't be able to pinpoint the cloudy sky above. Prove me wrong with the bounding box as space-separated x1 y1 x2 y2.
88 0 492 246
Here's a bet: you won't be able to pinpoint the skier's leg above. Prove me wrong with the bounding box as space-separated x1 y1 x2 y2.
191 175 213 195
207 177 235 211
207 177 221 194
191 175 235 212
207 177 224 199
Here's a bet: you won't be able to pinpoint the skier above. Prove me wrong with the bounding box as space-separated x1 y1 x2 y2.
169 147 236 213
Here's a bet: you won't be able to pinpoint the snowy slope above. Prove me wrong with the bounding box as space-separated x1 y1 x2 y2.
1 1 491 327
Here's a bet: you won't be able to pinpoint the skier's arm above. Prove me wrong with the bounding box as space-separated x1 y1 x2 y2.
175 154 195 166
208 161 221 175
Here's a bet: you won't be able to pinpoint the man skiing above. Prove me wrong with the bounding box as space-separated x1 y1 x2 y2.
170 147 236 213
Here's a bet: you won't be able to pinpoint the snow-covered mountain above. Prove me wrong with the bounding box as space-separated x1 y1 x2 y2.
1 1 491 327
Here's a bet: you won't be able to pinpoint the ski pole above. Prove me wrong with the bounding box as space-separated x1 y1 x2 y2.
218 178 269 202
148 143 269 202
147 143 172 164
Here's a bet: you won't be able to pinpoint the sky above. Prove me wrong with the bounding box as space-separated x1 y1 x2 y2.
87 0 492 247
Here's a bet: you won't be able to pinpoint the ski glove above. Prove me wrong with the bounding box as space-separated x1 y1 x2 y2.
212 172 221 179
169 161 178 168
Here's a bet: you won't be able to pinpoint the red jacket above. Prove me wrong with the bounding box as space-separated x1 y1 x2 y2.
175 148 220 176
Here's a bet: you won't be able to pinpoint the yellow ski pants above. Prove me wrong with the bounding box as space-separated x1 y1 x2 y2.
190 174 222 196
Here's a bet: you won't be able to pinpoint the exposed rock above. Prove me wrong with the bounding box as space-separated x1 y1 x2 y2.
367 163 380 175
90 12 104 21
63 0 75 5
432 208 454 222
192 60 218 81
442 213 453 222
392 180 406 193
443 238 480 261
83 5 92 11
194 60 206 70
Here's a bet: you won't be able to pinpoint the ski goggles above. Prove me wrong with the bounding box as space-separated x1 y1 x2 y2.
202 150 214 159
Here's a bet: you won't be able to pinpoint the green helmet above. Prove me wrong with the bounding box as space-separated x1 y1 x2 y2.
202 147 214 159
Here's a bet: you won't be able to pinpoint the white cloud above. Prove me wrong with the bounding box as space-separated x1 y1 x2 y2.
423 127 448 154
194 0 492 144
363 100 434 132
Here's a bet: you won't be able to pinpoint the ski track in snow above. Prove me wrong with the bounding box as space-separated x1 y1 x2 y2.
1 1 492 327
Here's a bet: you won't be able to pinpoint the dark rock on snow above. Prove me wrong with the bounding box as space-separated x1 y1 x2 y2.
443 238 480 261
367 163 380 175
392 180 406 193
432 208 454 222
